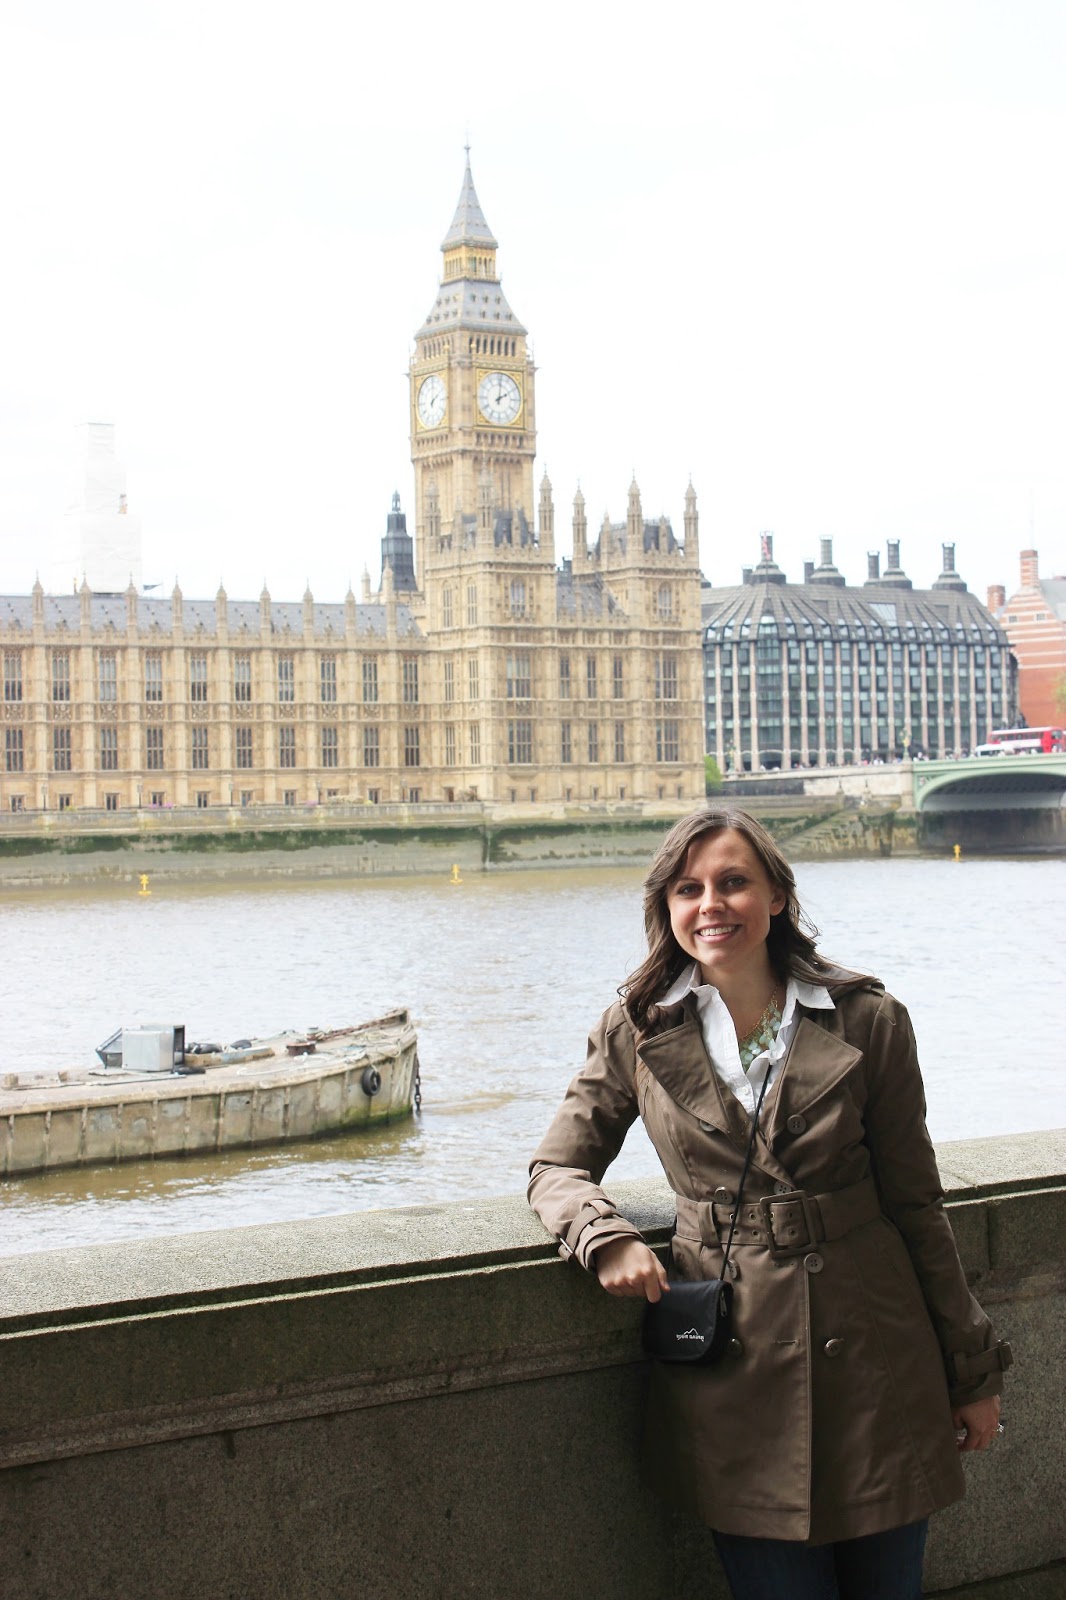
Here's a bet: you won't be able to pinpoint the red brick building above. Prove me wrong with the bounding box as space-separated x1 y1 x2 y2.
987 550 1066 727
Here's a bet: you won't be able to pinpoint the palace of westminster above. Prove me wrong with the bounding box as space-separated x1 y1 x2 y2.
0 162 1014 817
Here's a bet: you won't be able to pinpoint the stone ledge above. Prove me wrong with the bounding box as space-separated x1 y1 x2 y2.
1 1130 1062 1332
0 1130 1062 1600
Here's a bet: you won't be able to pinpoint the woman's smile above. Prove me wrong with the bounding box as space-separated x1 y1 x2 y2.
666 828 786 985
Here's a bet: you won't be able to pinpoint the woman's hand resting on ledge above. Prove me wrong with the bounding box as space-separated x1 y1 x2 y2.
594 1236 670 1301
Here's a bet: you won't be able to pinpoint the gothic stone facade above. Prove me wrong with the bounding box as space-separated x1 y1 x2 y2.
0 162 704 815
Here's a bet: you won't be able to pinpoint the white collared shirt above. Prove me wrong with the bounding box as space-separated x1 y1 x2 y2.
658 962 835 1115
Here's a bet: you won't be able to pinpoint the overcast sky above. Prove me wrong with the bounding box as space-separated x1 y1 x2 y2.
1 0 1063 605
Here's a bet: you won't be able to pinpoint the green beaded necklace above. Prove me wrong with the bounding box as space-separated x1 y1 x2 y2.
737 992 784 1072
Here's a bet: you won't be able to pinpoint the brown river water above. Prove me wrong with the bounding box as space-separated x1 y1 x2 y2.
1 858 1064 1257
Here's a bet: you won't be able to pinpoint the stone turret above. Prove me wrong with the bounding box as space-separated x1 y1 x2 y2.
538 471 554 559
572 488 587 565
172 580 183 633
380 492 417 592
260 584 271 637
627 477 643 549
684 482 699 565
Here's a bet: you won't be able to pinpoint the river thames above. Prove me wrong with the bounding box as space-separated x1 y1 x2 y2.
1 856 1064 1256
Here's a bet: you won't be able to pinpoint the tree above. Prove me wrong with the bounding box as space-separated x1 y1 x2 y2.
704 753 723 793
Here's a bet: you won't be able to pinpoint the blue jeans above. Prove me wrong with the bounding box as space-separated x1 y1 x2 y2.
713 1519 929 1600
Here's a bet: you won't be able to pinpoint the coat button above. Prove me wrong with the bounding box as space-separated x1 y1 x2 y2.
729 1337 744 1356
803 1253 824 1273
699 1121 714 1134
786 1114 806 1134
824 1338 844 1357
725 1260 739 1280
773 1181 791 1195
713 1187 734 1203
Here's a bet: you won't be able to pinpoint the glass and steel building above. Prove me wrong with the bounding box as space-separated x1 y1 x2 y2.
703 537 1016 771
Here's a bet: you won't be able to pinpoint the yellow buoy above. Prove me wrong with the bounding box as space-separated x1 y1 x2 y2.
138 873 152 896
952 844 962 862
449 863 463 885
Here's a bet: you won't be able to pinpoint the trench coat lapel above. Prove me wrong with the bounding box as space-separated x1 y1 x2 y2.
635 1001 790 1192
637 1002 749 1148
762 1013 864 1151
639 1001 865 1192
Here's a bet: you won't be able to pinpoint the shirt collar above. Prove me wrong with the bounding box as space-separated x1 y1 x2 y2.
659 961 835 1014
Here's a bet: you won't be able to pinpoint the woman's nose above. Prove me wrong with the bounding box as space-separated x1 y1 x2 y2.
699 882 721 913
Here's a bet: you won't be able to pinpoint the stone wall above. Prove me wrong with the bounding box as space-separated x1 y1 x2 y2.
1 1131 1063 1600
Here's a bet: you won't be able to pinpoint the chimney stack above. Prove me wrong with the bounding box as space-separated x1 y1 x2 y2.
1020 549 1039 589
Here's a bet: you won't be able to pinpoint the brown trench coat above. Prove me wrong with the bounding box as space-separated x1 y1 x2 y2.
528 978 1010 1544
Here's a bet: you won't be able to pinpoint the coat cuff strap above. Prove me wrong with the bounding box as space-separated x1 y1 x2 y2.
562 1199 618 1257
949 1341 1013 1383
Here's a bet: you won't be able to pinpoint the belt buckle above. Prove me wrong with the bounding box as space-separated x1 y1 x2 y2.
759 1191 819 1259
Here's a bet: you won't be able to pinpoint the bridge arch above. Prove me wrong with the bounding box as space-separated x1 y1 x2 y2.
913 754 1066 812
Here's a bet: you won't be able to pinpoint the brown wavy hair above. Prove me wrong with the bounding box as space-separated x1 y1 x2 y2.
622 807 868 1028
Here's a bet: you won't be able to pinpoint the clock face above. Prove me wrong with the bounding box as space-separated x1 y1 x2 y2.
417 374 447 428
477 371 521 425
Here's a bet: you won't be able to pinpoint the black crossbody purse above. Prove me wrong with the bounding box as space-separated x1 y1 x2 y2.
642 1065 771 1365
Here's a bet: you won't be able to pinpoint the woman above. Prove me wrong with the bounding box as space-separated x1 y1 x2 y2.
528 808 1010 1600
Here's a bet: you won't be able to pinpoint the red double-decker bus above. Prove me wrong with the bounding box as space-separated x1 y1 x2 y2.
974 726 1065 756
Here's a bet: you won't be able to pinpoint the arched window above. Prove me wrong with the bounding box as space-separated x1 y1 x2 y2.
466 584 478 626
509 579 527 617
442 586 453 628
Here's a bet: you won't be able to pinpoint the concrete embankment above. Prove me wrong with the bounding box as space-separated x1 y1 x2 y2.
0 798 915 886
0 1129 1062 1599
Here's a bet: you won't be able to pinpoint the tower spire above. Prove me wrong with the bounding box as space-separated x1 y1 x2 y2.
441 150 498 252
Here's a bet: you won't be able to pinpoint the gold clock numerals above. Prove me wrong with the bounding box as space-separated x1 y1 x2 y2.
417 374 447 429
477 371 521 425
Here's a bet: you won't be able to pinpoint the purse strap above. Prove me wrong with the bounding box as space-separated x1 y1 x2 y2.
665 1050 775 1269
718 1063 772 1277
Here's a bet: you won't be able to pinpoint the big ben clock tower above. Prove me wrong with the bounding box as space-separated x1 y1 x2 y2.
409 154 537 589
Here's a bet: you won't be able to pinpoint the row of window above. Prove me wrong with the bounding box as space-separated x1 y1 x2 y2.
1 651 400 707
6 717 687 775
2 725 413 774
4 648 683 708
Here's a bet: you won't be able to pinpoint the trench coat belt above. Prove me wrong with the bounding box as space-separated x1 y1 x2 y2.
673 1176 882 1258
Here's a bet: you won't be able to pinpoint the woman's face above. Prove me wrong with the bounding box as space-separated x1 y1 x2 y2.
666 828 787 988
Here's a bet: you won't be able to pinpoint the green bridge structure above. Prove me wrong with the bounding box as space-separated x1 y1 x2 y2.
912 752 1066 812
910 753 1066 850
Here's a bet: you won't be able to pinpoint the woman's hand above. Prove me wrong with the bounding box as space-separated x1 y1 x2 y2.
953 1393 1001 1451
594 1237 670 1301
